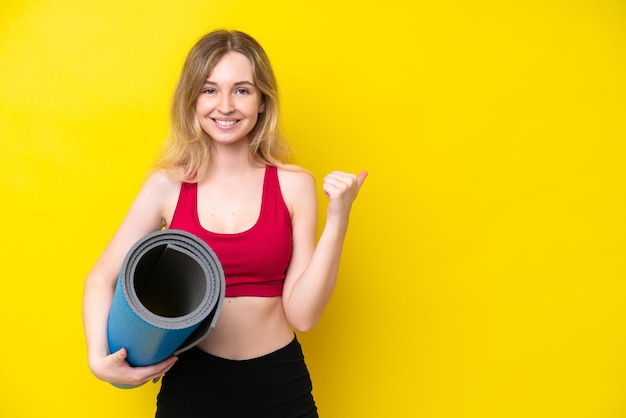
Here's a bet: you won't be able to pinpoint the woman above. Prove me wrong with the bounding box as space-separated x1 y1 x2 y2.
82 29 367 417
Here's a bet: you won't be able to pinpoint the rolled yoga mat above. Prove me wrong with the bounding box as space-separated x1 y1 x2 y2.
107 229 225 388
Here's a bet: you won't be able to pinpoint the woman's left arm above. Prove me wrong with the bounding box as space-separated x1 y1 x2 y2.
282 169 368 332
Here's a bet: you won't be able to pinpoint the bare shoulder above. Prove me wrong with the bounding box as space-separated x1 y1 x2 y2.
125 169 179 218
143 168 183 196
276 164 316 193
276 164 317 214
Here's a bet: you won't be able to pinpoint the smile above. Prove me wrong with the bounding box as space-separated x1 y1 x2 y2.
213 119 238 126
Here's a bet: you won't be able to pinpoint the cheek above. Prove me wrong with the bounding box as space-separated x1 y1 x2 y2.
195 97 206 113
195 94 215 112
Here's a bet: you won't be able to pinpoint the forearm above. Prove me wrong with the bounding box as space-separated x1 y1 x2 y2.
82 273 116 368
284 220 349 332
281 169 367 332
82 269 179 385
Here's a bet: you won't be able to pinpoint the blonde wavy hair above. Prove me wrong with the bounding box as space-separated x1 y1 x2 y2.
153 30 292 182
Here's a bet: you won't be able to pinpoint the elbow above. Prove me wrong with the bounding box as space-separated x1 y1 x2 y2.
292 321 315 333
283 294 325 332
286 311 320 333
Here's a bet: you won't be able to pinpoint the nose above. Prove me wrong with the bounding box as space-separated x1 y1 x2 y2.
217 93 235 114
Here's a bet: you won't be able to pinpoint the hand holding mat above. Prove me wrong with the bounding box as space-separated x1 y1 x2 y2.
107 229 225 388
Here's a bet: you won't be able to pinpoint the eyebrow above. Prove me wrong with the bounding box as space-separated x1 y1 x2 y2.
203 80 256 87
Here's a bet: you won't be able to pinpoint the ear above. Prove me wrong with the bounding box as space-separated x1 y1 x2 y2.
258 97 265 114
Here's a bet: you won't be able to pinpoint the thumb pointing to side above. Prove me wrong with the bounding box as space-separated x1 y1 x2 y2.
356 171 368 189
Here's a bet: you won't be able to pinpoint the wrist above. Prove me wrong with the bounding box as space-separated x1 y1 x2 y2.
323 216 349 238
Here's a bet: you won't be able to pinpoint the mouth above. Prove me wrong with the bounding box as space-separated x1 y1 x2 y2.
212 118 239 127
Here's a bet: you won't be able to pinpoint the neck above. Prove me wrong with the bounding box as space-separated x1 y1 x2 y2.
206 141 261 179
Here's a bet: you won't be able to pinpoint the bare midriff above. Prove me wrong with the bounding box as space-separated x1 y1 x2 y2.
196 296 294 360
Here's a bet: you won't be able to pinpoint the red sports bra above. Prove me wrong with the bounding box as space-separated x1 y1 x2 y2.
169 165 293 297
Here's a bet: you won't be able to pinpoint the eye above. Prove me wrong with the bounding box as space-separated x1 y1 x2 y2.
202 87 217 94
235 88 250 95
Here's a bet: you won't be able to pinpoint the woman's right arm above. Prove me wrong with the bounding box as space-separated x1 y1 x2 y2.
82 171 179 386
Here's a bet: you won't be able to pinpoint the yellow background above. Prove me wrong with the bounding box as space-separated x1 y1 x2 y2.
1 0 625 416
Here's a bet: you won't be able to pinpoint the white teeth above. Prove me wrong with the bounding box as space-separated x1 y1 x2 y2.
214 119 237 126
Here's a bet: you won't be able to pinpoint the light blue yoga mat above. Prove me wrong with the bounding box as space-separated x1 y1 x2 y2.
107 229 225 388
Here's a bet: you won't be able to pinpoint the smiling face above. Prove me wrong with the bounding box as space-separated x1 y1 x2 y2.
195 51 265 147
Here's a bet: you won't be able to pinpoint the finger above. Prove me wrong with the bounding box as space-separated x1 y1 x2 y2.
323 177 349 198
326 171 367 188
324 172 355 189
146 357 178 383
147 356 178 375
111 348 128 365
356 171 368 188
322 182 334 199
325 171 354 182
